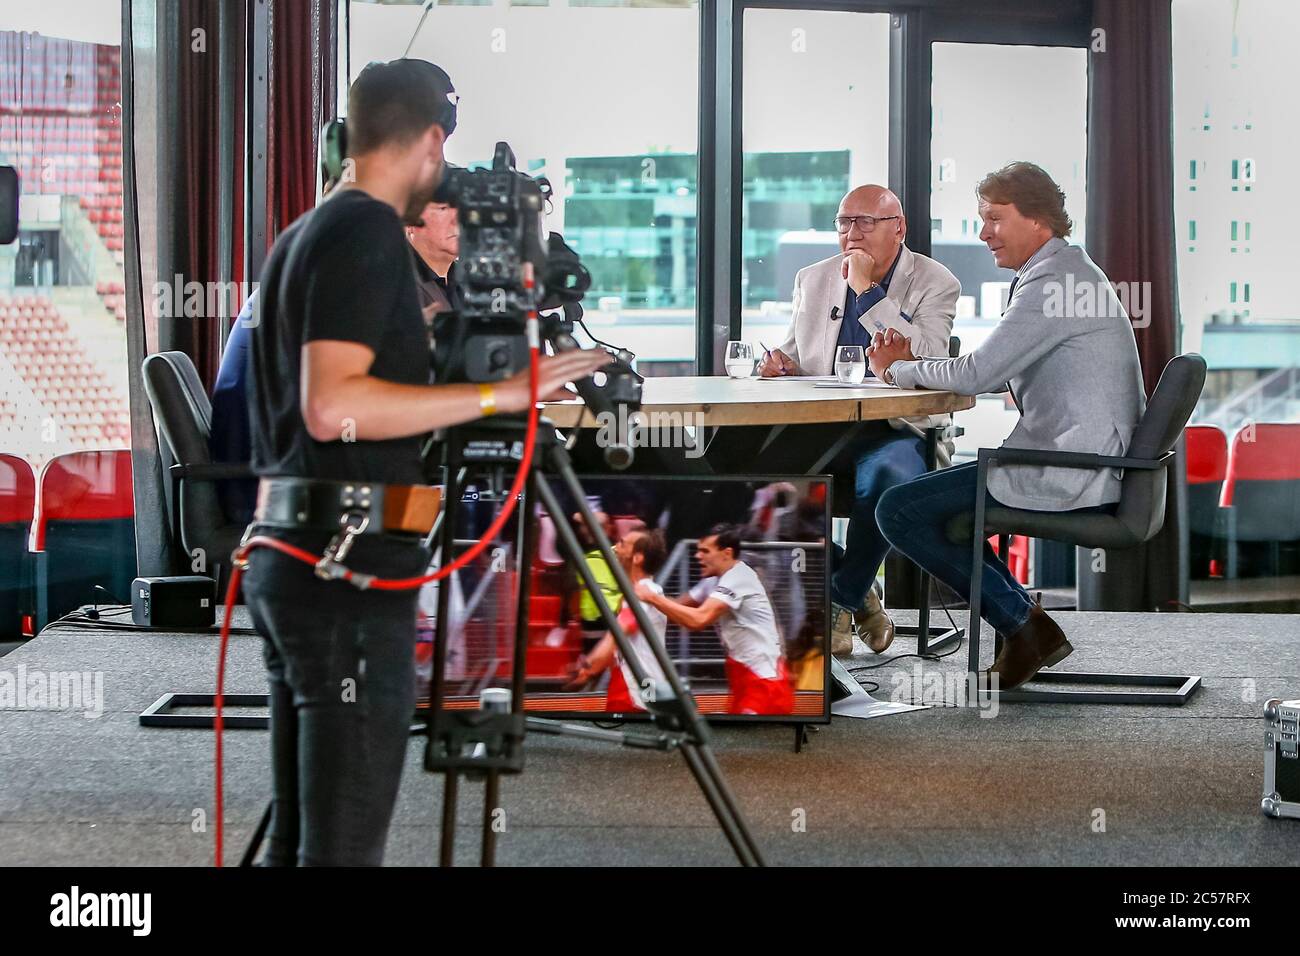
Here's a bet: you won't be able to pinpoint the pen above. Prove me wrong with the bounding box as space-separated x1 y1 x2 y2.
759 341 785 375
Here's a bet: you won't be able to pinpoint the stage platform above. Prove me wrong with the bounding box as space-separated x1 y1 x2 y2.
2 608 1299 866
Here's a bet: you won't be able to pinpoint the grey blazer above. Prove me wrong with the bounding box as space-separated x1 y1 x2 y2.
776 245 959 429
889 237 1145 511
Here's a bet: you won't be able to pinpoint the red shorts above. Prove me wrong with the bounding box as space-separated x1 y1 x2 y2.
725 657 794 715
605 666 642 712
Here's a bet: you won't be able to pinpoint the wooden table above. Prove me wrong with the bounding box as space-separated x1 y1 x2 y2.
543 375 975 430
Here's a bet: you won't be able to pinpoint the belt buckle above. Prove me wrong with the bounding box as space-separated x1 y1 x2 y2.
314 509 370 580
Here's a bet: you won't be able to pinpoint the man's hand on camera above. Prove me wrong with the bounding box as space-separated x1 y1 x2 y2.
498 348 611 412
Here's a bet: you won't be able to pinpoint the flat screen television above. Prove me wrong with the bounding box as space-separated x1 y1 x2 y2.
417 474 832 724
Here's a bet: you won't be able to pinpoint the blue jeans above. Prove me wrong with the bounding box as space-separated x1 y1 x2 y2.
876 462 1114 635
830 428 928 610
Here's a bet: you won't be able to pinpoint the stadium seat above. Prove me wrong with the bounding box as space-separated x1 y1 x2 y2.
1220 423 1300 579
0 455 36 640
1185 424 1228 578
32 449 137 630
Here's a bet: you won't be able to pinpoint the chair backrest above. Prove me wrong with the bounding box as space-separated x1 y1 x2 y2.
142 350 224 551
0 453 36 525
1221 422 1300 541
1184 424 1228 538
142 351 214 466
1115 353 1208 544
34 450 137 627
0 454 36 639
1185 424 1228 486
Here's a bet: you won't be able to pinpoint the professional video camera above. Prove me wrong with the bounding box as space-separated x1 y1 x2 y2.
430 142 643 464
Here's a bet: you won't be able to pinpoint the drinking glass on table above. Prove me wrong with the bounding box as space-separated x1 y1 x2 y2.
725 341 756 379
835 345 867 384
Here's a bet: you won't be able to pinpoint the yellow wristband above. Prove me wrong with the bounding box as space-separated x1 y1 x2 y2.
477 383 498 416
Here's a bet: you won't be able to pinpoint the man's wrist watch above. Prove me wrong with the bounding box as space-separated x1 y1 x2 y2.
477 383 498 416
882 363 897 386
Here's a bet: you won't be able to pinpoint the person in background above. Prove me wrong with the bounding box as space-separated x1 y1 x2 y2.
758 185 960 658
871 161 1144 690
637 524 794 715
572 510 636 653
208 291 261 524
565 527 670 711
406 199 459 322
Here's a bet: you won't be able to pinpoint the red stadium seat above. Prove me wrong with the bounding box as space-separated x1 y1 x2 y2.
0 454 37 640
31 450 137 629
1220 423 1300 579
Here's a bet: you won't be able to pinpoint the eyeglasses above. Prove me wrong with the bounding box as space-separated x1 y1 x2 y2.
834 215 900 234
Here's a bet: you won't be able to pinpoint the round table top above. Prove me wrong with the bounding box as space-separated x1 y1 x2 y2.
542 375 976 428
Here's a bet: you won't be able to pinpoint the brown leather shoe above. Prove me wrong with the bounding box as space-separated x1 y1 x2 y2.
987 604 1073 690
854 587 896 654
830 603 856 657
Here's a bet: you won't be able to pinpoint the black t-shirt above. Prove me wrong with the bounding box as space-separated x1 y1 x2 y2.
249 189 429 485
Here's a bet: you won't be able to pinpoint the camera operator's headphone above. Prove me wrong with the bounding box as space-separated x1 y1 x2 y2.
320 117 348 186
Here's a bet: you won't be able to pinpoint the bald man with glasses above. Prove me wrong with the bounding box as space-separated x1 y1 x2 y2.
760 185 959 657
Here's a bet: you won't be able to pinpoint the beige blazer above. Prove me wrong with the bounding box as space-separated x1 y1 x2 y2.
775 245 960 429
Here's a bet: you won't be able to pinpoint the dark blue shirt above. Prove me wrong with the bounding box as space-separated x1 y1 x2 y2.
209 291 259 524
836 247 907 359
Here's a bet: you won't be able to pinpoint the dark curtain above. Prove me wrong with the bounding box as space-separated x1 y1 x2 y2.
165 0 334 392
171 0 246 389
269 0 336 237
1079 0 1186 610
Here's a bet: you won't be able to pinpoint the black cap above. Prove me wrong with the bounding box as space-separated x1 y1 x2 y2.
347 58 458 155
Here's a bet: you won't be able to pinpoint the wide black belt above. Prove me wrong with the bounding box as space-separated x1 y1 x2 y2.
253 476 442 537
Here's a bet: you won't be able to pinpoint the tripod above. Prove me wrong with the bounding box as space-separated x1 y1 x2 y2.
422 413 765 867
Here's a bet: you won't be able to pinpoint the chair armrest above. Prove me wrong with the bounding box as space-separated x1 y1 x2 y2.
170 462 255 482
976 447 1173 472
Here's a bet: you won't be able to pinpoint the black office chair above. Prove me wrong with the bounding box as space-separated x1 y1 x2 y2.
954 353 1207 705
142 351 252 590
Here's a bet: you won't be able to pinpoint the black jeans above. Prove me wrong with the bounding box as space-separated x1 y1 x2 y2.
242 527 429 866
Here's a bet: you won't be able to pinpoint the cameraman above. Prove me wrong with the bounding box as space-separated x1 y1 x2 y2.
242 58 608 866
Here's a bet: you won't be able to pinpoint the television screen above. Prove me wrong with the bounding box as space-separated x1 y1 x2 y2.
417 474 831 723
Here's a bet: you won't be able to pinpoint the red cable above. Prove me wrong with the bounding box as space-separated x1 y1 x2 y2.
214 335 541 866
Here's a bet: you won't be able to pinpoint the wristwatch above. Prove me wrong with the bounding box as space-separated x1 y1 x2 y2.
882 363 897 386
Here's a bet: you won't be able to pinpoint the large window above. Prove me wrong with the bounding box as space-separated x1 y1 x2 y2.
0 12 130 470
349 0 700 375
740 8 891 348
1173 0 1300 597
1173 0 1300 421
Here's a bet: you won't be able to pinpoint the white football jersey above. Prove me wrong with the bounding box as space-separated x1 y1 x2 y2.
689 561 782 679
616 579 669 710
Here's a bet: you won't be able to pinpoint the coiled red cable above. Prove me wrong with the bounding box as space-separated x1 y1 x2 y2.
214 332 541 866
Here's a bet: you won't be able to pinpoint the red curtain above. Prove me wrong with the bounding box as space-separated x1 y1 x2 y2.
1085 0 1178 397
269 0 336 237
170 0 334 391
176 1 242 388
1081 0 1184 611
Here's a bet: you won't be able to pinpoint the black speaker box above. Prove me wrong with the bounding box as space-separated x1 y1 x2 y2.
131 576 216 628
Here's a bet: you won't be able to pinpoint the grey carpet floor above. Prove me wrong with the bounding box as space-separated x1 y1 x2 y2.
2 609 1299 866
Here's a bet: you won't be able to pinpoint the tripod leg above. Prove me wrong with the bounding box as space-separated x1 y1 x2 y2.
481 771 500 867
441 772 458 867
534 450 766 867
678 743 763 866
239 799 273 867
